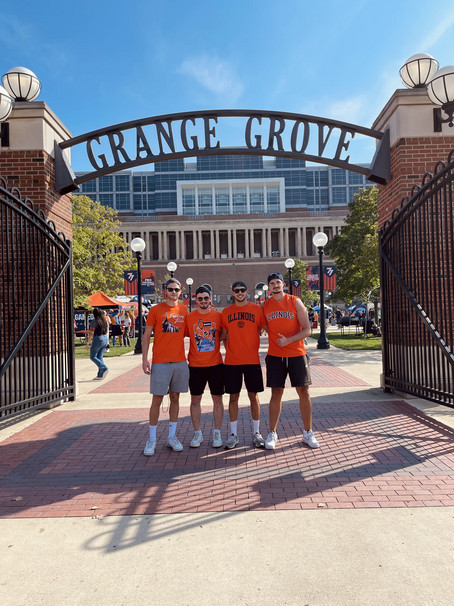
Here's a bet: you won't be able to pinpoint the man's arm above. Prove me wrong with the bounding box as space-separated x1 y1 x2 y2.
276 299 311 347
142 324 154 374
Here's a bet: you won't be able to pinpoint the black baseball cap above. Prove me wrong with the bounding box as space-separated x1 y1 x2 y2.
267 272 284 284
232 280 247 290
195 286 211 296
164 278 181 289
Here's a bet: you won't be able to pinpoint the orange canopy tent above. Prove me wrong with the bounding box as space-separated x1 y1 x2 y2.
88 291 123 308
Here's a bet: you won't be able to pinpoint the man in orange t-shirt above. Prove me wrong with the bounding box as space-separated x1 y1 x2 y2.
141 278 188 456
185 286 224 449
220 280 266 449
263 272 319 451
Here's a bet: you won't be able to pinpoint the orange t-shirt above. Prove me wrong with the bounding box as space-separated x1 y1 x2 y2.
146 302 188 363
264 294 306 357
185 309 223 367
221 302 266 365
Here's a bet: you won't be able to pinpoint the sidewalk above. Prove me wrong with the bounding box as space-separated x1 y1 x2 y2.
1 337 453 605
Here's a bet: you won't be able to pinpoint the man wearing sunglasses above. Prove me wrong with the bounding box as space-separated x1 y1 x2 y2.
141 278 189 456
185 286 224 448
220 281 266 449
263 272 319 450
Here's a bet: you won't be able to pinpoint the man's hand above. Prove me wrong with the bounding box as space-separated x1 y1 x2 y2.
277 332 290 347
142 359 151 375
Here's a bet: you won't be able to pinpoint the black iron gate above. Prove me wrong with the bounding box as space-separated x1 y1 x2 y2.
380 151 454 407
0 178 76 417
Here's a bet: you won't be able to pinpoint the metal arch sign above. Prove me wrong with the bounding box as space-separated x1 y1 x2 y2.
54 109 391 194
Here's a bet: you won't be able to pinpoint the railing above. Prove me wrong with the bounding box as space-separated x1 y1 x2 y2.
0 178 76 417
380 152 454 407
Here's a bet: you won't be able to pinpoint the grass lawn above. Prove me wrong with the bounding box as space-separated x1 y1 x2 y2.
74 340 138 359
310 331 382 351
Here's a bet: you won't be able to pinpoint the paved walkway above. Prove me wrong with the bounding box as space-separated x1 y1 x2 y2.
1 336 454 605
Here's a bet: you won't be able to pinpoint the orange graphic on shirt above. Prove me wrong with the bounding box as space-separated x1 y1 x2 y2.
185 309 222 367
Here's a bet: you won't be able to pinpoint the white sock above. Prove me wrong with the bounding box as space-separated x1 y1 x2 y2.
252 419 260 434
149 425 157 440
195 429 203 436
168 421 177 438
230 420 238 435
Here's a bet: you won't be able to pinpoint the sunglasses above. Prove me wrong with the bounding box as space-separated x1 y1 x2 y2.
166 287 180 292
197 296 210 301
233 288 246 293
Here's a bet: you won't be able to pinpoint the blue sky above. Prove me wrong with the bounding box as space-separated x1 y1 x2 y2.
2 0 454 170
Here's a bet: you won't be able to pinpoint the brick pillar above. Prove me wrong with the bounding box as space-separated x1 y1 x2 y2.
372 88 454 227
0 101 73 237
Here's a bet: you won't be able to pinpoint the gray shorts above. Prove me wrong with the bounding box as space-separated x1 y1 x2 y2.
150 361 189 396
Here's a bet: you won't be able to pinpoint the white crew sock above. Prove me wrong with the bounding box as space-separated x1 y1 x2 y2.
149 425 157 440
252 419 260 434
168 421 177 438
230 420 238 435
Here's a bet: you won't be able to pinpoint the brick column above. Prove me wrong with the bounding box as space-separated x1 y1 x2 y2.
372 88 454 227
0 101 73 237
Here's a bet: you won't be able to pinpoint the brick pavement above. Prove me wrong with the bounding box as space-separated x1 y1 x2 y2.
1 397 454 518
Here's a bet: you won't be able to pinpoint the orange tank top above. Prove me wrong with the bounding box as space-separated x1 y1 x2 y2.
264 294 306 357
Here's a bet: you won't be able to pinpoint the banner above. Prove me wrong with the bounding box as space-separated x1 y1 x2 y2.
306 265 337 291
124 269 156 295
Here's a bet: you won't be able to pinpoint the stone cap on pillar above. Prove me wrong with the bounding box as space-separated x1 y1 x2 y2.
372 88 453 146
5 100 72 155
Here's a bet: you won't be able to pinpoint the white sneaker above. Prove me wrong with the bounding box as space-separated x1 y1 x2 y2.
143 438 156 456
212 430 223 448
265 431 278 450
224 434 239 449
166 435 183 452
302 429 320 449
190 432 204 448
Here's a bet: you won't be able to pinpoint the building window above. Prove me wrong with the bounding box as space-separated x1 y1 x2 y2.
331 188 347 205
182 188 196 214
198 188 213 215
99 194 113 207
267 185 280 212
232 187 247 214
250 186 264 213
99 176 113 192
331 169 346 185
215 187 229 214
348 171 365 185
115 175 130 191
116 193 131 210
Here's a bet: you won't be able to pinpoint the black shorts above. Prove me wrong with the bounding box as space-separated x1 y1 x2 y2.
189 364 224 396
265 355 312 388
224 364 264 394
111 325 122 336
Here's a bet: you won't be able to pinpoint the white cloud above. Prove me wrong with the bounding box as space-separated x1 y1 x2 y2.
179 55 243 103
325 96 367 125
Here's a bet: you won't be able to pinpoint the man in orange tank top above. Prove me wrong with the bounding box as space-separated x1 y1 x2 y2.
141 278 189 456
263 272 320 450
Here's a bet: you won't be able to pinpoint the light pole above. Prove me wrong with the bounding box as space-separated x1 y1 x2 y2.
186 277 193 312
285 258 295 295
167 261 177 278
263 284 268 299
131 237 146 354
312 232 330 350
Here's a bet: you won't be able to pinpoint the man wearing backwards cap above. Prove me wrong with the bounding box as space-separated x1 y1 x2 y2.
141 277 189 456
220 280 266 449
262 271 320 450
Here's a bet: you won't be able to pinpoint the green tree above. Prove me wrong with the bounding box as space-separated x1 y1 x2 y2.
72 195 134 307
325 186 379 303
283 258 318 308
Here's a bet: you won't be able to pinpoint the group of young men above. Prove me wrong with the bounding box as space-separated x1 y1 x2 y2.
141 272 320 456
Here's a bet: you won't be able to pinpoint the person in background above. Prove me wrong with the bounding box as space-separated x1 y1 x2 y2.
111 310 123 346
122 310 133 347
86 308 109 380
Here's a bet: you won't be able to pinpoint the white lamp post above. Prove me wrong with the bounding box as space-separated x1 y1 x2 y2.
399 53 439 88
2 67 41 101
312 232 330 350
131 238 146 354
285 258 295 295
427 66 454 130
263 284 268 300
186 277 194 311
167 261 177 278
